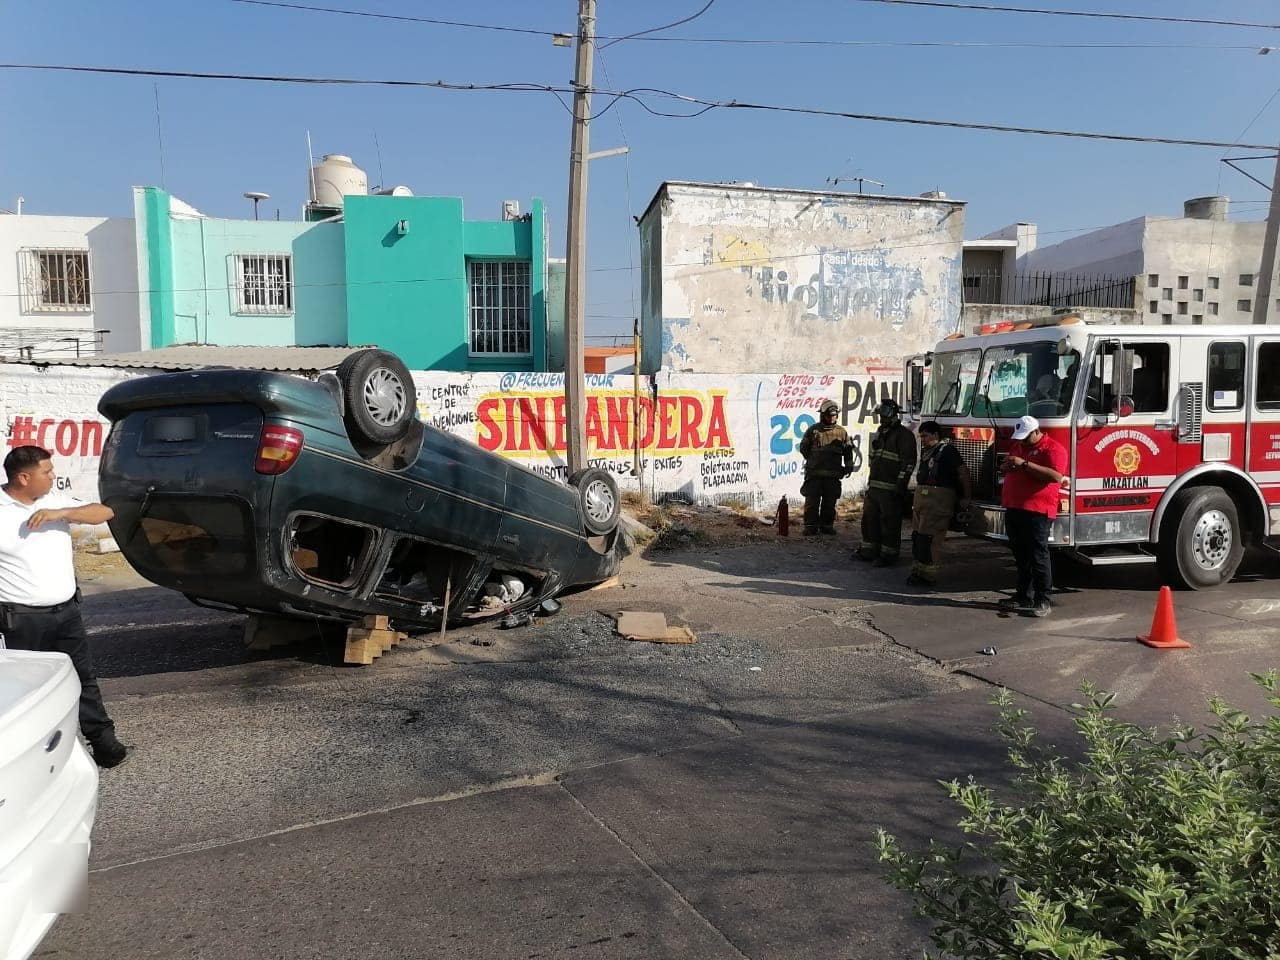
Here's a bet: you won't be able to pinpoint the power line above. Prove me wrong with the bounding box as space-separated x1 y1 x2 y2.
847 0 1280 31
684 93 1275 150
0 62 576 93
225 0 1255 52
2 63 1273 150
600 0 717 49
226 0 561 37
624 37 1265 51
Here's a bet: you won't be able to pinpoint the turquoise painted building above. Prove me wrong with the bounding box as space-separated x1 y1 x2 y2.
133 187 559 371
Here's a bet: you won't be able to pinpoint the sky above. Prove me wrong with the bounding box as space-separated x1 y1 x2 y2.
2 0 1277 339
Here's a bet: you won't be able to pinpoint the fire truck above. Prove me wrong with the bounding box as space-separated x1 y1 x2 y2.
904 315 1280 590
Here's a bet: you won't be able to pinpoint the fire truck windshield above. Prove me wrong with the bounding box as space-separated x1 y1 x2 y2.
923 348 981 416
973 340 1081 420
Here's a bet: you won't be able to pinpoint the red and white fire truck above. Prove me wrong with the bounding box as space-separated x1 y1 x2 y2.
904 315 1280 589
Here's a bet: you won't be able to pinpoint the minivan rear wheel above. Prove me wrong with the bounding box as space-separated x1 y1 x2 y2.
336 349 416 446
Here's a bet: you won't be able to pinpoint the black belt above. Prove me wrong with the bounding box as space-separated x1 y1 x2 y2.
3 596 78 615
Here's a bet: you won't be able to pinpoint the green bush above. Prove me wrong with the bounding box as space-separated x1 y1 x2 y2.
877 676 1280 960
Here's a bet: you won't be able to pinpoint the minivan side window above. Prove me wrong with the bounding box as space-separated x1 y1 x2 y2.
1085 342 1171 415
1207 342 1245 411
1257 342 1280 410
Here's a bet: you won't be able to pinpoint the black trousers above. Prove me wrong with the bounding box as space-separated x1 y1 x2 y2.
1005 508 1052 605
860 487 905 559
801 476 842 530
3 600 115 743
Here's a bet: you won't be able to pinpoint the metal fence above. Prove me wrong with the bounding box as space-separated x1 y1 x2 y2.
962 270 1136 309
0 328 109 362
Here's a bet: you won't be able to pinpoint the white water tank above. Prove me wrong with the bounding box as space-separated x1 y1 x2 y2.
310 154 368 207
374 185 414 197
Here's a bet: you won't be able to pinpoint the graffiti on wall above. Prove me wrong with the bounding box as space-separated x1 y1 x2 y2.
738 248 925 330
415 372 739 486
757 368 903 488
4 415 106 492
655 191 962 374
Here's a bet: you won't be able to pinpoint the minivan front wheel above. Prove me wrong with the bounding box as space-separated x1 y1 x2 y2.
569 468 620 536
337 349 416 446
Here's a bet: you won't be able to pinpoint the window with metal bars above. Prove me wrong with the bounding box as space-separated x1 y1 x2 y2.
26 250 91 312
234 254 294 314
468 260 531 355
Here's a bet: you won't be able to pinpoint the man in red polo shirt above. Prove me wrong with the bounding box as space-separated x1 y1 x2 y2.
999 415 1067 618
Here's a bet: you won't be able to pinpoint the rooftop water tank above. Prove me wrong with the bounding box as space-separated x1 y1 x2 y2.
311 154 368 208
374 185 414 197
1184 196 1228 221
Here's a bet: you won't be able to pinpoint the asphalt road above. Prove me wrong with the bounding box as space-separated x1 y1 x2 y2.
37 533 1280 959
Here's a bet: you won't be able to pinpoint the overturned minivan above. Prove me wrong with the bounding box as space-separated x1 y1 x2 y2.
97 349 624 631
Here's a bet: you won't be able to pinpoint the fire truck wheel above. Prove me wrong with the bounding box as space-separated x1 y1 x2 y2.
1157 487 1244 590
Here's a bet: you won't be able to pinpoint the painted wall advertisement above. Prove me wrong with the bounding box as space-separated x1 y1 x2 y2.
2 365 903 508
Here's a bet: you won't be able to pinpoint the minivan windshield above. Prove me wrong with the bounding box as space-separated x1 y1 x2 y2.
973 340 1081 419
922 349 981 416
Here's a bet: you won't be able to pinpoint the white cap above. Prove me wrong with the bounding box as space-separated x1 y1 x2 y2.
1010 415 1039 441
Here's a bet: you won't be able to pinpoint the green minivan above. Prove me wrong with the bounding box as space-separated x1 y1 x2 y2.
97 350 624 631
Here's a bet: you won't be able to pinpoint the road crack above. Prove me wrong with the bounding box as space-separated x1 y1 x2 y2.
557 780 752 960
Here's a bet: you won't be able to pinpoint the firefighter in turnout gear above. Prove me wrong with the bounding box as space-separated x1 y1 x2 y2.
854 399 917 565
798 399 853 535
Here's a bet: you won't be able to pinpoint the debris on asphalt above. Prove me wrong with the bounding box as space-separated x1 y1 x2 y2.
980 646 997 656
499 611 535 630
588 575 623 592
616 611 698 645
748 666 763 672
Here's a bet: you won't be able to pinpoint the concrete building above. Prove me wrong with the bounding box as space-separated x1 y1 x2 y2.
638 181 966 374
1014 196 1268 326
0 211 139 359
133 155 560 371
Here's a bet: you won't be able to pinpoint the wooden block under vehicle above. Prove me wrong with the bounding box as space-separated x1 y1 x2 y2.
343 619 408 665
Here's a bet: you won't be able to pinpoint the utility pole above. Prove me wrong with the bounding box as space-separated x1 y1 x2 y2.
1253 146 1280 325
563 0 595 473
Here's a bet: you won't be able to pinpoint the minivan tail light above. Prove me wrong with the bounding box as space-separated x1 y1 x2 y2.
255 426 304 475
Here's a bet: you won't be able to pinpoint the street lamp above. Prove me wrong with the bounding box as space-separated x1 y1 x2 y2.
243 191 270 220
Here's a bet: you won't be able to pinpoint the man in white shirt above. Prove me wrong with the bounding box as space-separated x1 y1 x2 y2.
1 446 129 767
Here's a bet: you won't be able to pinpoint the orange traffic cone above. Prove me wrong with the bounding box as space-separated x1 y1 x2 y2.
1138 586 1191 649
777 497 790 537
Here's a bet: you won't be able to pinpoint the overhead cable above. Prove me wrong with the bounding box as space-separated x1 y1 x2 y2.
625 38 1264 51
226 0 561 36
1 63 1272 150
600 0 717 49
847 0 1280 31
225 0 1269 50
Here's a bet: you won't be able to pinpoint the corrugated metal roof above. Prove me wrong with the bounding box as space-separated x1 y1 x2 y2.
4 344 369 372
